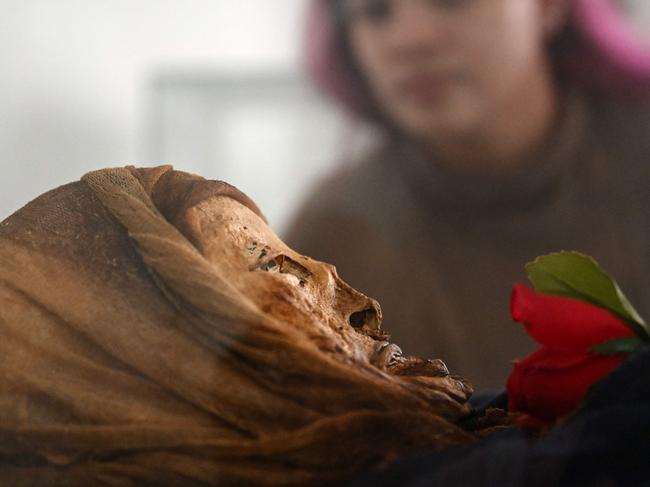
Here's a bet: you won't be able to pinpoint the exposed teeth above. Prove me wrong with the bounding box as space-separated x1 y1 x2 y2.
373 342 403 368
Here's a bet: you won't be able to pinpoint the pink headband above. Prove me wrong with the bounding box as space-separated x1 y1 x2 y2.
570 0 650 92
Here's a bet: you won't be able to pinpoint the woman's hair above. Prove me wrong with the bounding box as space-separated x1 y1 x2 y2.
305 0 650 122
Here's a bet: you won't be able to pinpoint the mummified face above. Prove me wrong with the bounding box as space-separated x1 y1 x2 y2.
185 196 472 406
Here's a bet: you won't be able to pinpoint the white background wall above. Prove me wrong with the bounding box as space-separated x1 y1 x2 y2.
0 0 310 223
1 0 649 228
627 0 650 25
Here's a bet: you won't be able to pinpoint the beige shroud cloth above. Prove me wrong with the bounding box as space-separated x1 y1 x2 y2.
0 166 473 486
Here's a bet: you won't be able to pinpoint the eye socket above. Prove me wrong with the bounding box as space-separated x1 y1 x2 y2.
258 257 279 272
253 254 312 286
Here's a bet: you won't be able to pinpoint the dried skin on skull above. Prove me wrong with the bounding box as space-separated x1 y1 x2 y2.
184 196 472 415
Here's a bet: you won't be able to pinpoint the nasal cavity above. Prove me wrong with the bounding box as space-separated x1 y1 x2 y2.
349 308 379 329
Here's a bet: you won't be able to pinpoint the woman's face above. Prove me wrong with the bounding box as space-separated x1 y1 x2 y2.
345 0 565 142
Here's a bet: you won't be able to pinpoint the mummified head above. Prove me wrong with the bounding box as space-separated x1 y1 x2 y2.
0 166 476 486
175 191 473 412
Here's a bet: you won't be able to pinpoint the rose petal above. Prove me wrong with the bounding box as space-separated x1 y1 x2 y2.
507 347 624 421
511 284 634 351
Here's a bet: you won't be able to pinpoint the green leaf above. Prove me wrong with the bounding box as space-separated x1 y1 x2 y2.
526 251 649 339
591 337 646 355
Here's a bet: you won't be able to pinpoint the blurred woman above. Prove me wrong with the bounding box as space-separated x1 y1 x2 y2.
286 0 650 389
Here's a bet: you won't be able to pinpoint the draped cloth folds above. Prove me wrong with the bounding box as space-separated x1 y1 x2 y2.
0 166 473 486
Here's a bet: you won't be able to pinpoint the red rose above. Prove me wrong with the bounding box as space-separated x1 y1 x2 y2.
507 284 634 424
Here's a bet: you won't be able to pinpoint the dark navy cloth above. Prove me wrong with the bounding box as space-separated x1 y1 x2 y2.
348 348 650 487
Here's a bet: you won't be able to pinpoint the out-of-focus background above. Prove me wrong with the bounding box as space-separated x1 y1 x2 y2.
1 0 648 232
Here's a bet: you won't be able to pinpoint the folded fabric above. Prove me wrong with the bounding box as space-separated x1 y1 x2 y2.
347 346 650 486
0 166 477 486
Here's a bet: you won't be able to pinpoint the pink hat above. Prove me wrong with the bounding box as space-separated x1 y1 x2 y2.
305 0 650 120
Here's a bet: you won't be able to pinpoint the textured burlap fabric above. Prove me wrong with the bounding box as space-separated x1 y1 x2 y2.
0 166 474 486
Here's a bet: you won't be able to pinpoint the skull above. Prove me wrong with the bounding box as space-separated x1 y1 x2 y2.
182 195 472 408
